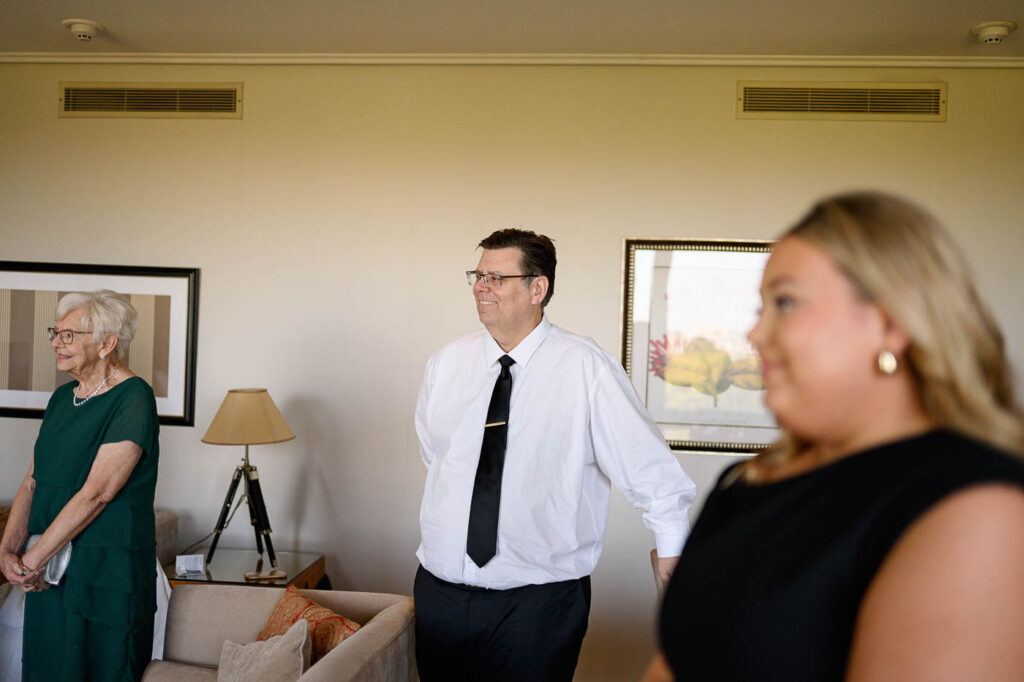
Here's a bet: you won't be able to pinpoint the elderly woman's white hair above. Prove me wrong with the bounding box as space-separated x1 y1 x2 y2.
55 290 138 363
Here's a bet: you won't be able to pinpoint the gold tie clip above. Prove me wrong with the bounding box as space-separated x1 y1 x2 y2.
484 421 507 428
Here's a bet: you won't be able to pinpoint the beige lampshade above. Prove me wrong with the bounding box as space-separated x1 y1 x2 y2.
202 388 295 446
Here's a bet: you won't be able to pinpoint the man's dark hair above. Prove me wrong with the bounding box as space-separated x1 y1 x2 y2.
479 229 556 308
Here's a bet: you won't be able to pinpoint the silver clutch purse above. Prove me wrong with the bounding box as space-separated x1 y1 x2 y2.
24 534 73 585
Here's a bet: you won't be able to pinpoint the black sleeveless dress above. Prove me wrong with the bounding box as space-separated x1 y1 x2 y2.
659 429 1024 681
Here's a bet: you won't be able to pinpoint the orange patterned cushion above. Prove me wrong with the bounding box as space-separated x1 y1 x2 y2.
258 585 361 663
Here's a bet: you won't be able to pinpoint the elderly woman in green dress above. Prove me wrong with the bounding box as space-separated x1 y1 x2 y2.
0 290 160 681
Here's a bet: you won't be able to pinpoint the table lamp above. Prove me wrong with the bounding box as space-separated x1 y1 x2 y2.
202 388 295 569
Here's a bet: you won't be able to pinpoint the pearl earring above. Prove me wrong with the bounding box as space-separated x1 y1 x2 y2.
99 352 105 360
877 350 897 375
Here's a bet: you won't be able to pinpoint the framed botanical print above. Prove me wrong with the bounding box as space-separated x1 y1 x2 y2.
621 239 777 452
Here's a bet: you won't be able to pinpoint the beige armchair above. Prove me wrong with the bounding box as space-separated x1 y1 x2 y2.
143 584 415 681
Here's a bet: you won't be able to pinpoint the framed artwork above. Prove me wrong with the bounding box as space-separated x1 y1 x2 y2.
0 261 200 426
621 239 777 453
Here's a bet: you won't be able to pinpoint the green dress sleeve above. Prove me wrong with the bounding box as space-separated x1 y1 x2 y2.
101 378 159 458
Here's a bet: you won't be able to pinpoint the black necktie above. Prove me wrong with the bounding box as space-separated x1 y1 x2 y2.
467 354 515 567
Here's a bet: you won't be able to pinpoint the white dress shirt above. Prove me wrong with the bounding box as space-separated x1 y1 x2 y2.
416 315 696 589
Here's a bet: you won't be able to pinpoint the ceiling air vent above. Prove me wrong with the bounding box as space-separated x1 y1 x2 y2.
737 81 946 121
59 82 243 119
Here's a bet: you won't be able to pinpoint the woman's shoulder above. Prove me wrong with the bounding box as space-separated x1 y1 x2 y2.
848 479 1024 679
114 375 154 395
108 376 158 412
847 430 1024 576
889 429 1024 483
715 429 1024 495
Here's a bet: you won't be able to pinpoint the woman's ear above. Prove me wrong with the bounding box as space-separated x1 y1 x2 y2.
879 307 911 357
100 334 119 361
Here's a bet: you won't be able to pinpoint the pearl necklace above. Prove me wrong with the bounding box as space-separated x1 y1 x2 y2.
72 369 118 407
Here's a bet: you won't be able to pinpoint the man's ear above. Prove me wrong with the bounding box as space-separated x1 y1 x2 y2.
531 276 549 306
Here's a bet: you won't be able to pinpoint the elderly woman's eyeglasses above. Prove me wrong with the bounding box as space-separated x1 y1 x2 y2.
47 328 92 344
466 271 538 288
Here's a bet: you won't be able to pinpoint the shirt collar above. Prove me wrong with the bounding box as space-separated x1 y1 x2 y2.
484 314 552 369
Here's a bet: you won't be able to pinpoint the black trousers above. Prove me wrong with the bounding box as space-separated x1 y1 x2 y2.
414 565 591 682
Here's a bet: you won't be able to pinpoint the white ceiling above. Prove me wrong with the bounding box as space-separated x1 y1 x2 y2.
1 0 1022 59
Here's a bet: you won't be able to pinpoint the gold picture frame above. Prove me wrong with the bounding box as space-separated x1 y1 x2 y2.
621 239 776 453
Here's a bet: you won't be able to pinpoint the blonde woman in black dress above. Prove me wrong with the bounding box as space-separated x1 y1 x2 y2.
647 192 1024 681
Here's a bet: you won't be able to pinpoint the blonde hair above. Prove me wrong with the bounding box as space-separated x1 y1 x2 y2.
753 191 1023 473
55 290 138 363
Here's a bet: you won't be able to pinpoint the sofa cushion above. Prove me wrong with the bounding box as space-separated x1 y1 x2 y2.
219 618 310 682
258 585 361 664
140 660 217 682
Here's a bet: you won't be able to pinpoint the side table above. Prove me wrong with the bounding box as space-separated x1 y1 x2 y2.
165 548 325 589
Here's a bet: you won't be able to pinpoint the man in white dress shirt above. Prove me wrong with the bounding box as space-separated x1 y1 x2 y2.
414 229 696 681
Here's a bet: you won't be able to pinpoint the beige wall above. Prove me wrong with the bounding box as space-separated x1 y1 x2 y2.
2 61 1022 680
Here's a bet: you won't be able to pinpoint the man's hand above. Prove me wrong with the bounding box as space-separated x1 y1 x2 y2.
657 555 679 588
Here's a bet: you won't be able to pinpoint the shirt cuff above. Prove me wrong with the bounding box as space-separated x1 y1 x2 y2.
654 533 687 559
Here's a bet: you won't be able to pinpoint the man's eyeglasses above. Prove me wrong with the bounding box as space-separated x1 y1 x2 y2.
466 271 539 288
47 328 92 344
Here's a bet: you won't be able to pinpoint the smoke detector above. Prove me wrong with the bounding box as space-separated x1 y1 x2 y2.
971 21 1017 45
61 18 104 42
